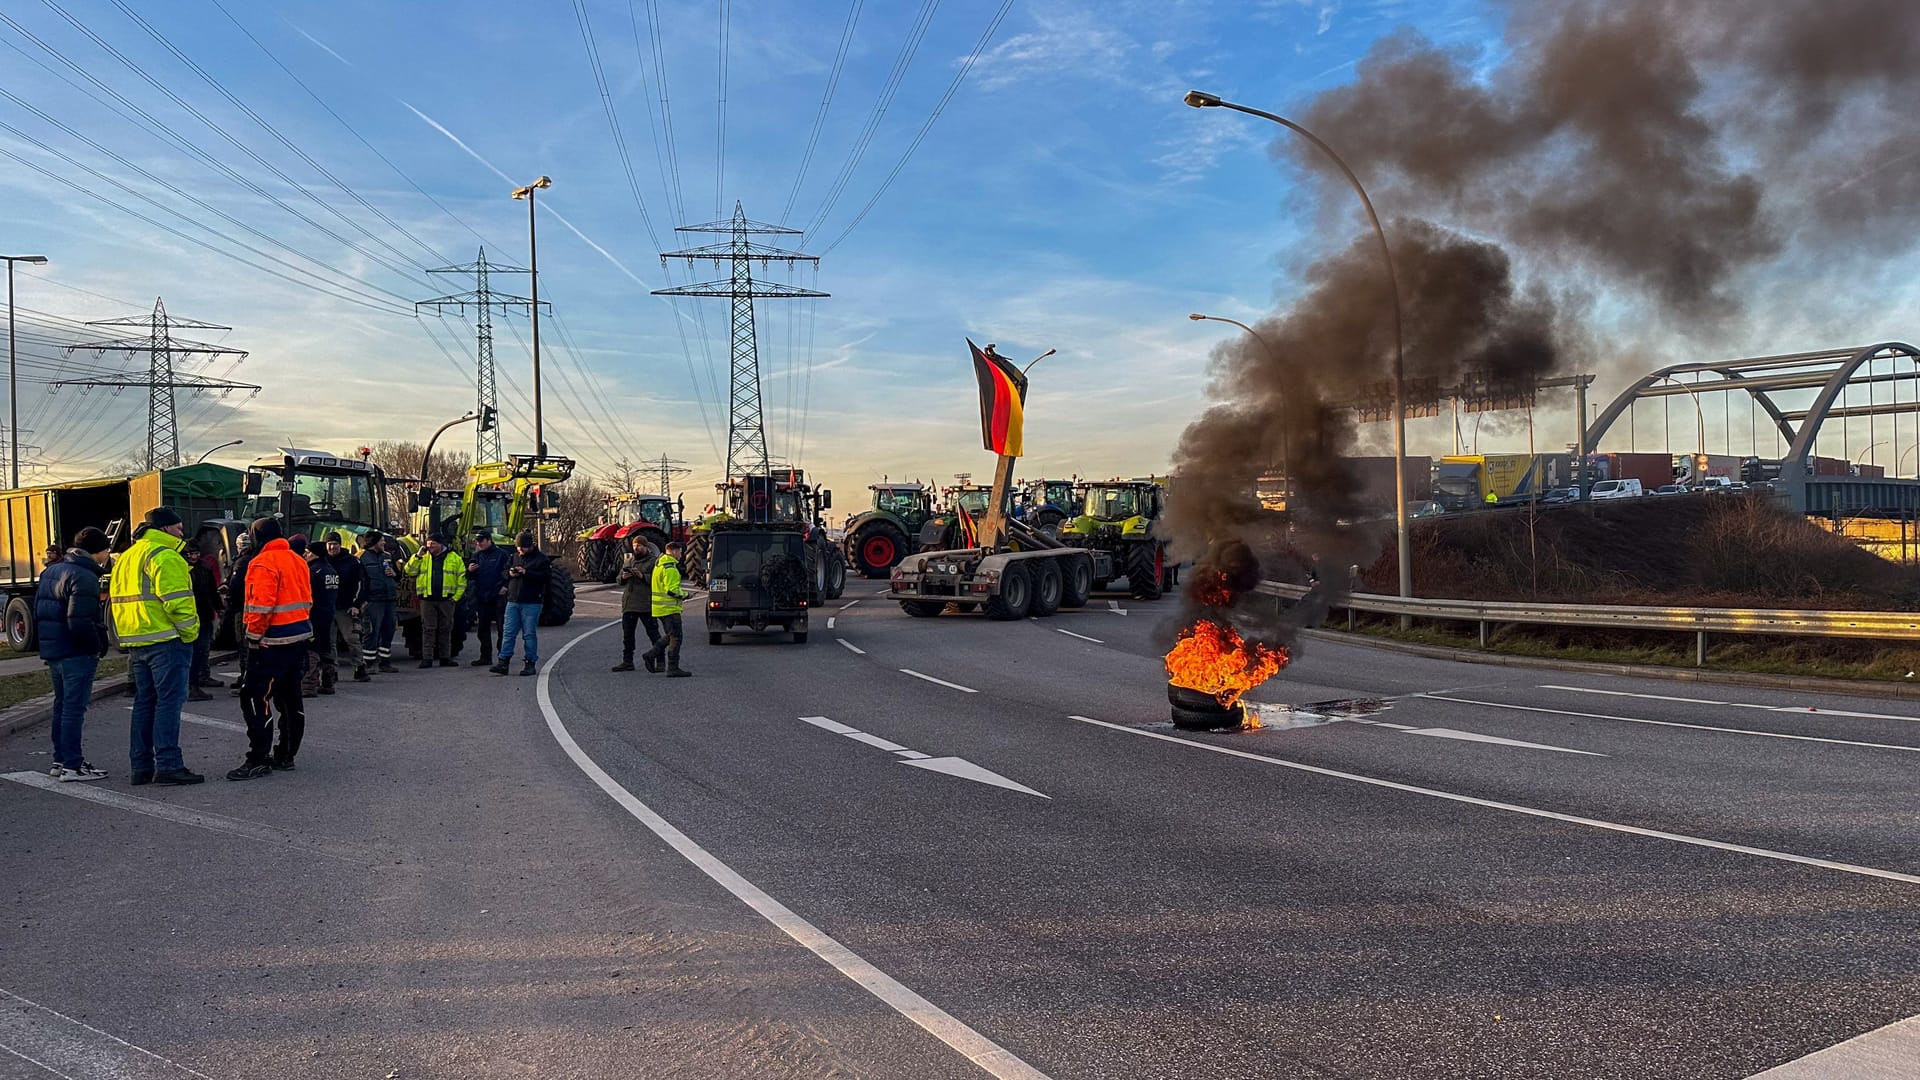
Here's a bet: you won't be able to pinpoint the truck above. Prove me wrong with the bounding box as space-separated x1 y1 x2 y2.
0 463 246 650
1675 453 1743 486
1583 452 1675 494
1434 454 1573 511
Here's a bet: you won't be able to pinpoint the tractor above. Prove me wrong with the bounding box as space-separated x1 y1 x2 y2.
842 482 936 578
577 493 684 583
406 455 580 642
683 471 845 600
1016 478 1079 537
1063 479 1173 600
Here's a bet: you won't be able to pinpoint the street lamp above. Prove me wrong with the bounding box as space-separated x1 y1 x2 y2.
511 176 552 460
1653 375 1706 455
195 438 243 464
1188 312 1291 493
2 254 48 489
1183 90 1411 605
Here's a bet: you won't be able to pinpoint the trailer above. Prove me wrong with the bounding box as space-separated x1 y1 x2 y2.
1434 454 1572 511
1584 452 1674 494
0 464 245 650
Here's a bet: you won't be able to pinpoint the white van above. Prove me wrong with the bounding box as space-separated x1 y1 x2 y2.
1590 479 1643 500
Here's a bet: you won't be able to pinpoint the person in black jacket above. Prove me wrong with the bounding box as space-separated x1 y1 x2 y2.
223 531 257 696
294 535 339 695
36 527 112 781
357 532 400 674
489 531 550 677
465 530 510 666
185 544 222 702
325 532 370 682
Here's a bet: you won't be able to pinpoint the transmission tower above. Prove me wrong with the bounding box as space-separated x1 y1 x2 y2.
654 203 827 480
645 453 691 499
60 298 257 470
0 426 42 481
416 247 541 464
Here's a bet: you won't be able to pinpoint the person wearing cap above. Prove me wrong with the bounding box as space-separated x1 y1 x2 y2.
293 535 340 697
466 529 510 667
232 516 312 780
325 532 370 683
41 545 61 570
109 507 204 785
409 534 465 669
35 527 112 782
489 530 550 677
357 532 400 673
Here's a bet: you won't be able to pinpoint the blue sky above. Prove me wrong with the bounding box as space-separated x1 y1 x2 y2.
4 0 1911 503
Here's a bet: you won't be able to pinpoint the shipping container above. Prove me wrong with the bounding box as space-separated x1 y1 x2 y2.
1584 452 1674 491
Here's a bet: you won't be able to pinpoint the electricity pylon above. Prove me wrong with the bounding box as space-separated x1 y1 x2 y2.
646 453 691 500
60 298 257 470
416 247 541 464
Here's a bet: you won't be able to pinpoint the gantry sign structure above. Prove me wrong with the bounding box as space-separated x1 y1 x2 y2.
1584 341 1920 515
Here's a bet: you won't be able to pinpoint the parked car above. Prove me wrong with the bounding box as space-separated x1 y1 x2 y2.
1542 487 1575 504
1590 478 1644 500
1409 499 1445 519
1653 484 1687 496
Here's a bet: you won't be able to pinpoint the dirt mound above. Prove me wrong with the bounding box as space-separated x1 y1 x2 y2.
1360 495 1920 609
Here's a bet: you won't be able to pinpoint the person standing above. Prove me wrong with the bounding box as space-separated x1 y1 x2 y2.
410 534 465 669
110 507 204 785
326 532 370 683
231 516 312 779
648 540 691 678
358 533 399 674
466 530 509 666
185 542 221 701
490 531 549 677
223 530 256 697
294 535 339 696
37 527 112 781
611 535 661 672
41 545 61 570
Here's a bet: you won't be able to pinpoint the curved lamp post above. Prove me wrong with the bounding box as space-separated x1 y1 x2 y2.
1188 313 1291 491
1183 90 1411 604
194 438 243 464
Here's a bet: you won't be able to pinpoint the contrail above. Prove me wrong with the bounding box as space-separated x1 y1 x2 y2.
283 20 353 68
400 100 515 184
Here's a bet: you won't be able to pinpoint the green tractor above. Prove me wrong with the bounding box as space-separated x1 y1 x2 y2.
843 482 936 578
1064 479 1173 600
683 471 846 600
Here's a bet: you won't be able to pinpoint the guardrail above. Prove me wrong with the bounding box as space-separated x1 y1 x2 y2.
1255 580 1920 665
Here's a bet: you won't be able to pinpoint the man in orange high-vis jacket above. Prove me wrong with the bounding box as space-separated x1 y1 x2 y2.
230 517 313 781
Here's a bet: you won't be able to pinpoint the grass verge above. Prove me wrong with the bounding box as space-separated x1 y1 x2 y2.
0 656 131 711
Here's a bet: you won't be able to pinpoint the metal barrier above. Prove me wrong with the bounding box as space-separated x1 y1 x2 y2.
1254 580 1920 665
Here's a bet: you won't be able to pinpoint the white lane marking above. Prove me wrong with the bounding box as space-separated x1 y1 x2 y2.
1067 715 1920 886
827 616 836 629
1106 600 1128 616
181 712 246 733
902 757 1050 798
900 668 977 693
800 715 859 735
873 587 888 595
0 772 366 864
1055 628 1103 644
837 638 866 655
845 731 910 752
1541 684 1920 723
0 987 215 1079
839 599 860 611
1370 721 1418 731
895 750 931 760
1431 695 1920 753
1405 727 1605 756
538 626 1052 1079
1744 1013 1920 1079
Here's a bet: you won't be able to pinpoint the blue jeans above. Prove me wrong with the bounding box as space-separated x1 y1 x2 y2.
128 639 191 773
47 654 100 768
499 602 541 664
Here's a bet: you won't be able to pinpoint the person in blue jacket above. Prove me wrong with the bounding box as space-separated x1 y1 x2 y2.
465 529 511 666
36 527 112 782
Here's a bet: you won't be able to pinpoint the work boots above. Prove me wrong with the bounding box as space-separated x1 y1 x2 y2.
489 661 509 676
666 666 692 678
353 664 371 682
520 660 536 677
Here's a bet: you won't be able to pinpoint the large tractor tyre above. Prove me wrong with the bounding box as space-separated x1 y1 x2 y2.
1030 558 1063 617
850 522 909 578
3 595 32 653
825 547 848 599
575 539 608 584
1124 543 1164 601
900 600 944 617
539 565 577 626
806 545 828 602
683 533 712 587
984 563 1034 621
1061 554 1094 609
1034 509 1067 539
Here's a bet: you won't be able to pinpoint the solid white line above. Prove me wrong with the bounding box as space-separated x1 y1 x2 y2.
0 987 215 1079
844 731 911 752
839 599 860 611
799 715 859 735
1067 715 1920 886
538 624 1050 1080
0 772 368 864
1540 684 1920 723
1055 628 1103 644
899 668 978 693
837 638 866 655
1429 695 1920 753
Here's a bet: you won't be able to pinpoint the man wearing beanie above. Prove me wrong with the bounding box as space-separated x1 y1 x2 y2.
36 527 112 782
326 531 370 682
357 532 400 673
232 516 312 780
110 507 204 785
490 530 550 677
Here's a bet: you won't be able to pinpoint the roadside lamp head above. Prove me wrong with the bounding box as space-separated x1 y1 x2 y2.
1184 90 1223 108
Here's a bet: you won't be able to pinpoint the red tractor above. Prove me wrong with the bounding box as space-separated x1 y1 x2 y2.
577 493 685 584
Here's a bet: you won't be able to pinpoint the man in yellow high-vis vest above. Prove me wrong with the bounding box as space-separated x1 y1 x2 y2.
109 507 204 785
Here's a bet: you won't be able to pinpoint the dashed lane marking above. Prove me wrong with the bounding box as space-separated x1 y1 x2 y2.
837 638 866 655
839 599 860 611
1430 695 1920 753
1055 628 1103 644
1068 714 1920 887
900 668 978 693
827 616 836 629
539 627 1053 1080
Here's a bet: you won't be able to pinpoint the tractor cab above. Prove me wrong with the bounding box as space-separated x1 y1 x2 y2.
243 448 390 544
1074 481 1162 532
1017 478 1080 536
869 483 933 531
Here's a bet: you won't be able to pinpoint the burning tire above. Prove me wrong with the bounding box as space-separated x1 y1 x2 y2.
850 522 908 578
1124 542 1164 601
984 563 1033 620
1167 683 1246 731
1060 553 1093 609
1030 558 1063 617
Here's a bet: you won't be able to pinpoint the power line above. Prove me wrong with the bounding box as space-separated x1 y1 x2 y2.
571 0 662 248
782 0 864 223
715 0 729 216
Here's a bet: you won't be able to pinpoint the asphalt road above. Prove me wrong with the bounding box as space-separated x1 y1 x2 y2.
2 581 1916 1079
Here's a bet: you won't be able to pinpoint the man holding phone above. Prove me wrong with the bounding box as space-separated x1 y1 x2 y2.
490 531 551 677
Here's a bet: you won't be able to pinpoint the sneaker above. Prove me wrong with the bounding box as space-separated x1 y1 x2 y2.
471 657 492 666
225 762 272 782
130 770 154 786
153 767 205 786
520 661 536 676
610 661 634 672
270 756 296 771
188 687 213 702
377 660 398 674
489 662 509 676
667 668 692 678
63 762 108 783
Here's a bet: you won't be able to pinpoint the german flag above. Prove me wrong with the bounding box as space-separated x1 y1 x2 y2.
969 339 1028 458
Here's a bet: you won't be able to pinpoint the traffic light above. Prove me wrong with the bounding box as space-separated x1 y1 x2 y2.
479 405 497 432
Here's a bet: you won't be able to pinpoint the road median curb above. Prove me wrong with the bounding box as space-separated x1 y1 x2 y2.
0 650 241 741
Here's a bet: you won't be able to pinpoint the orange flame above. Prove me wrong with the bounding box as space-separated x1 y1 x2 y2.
1164 619 1288 708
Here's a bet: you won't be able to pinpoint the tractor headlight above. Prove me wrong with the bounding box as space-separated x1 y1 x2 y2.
709 578 728 592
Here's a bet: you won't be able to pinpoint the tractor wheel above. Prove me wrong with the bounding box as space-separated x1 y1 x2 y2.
825 546 847 599
900 600 944 618
1035 509 1066 539
985 563 1033 621
1030 558 1063 617
1060 554 1093 609
1124 543 1163 601
684 533 712 586
850 522 908 578
539 565 577 625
